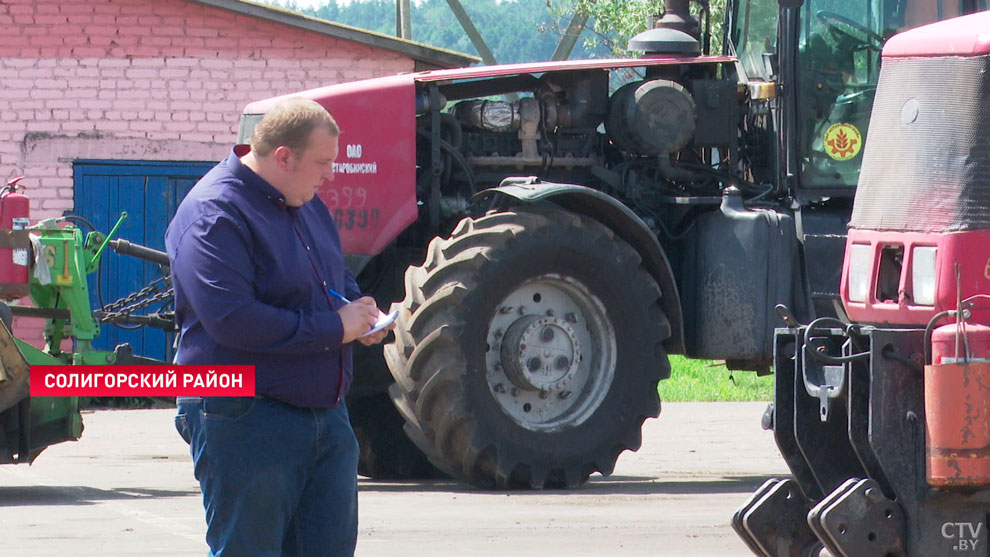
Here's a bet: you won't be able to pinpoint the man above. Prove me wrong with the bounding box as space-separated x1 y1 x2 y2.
167 98 390 556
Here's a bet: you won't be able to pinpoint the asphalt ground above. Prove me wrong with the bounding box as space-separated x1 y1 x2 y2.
0 401 788 556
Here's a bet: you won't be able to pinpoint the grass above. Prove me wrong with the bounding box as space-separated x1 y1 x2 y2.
658 355 774 402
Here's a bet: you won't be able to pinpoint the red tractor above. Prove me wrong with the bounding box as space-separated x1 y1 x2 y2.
237 0 989 489
734 11 990 556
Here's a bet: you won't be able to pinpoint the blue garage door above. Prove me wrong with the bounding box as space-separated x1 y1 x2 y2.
74 160 213 363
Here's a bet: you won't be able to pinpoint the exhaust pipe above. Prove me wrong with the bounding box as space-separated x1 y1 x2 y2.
627 0 701 55
657 0 700 40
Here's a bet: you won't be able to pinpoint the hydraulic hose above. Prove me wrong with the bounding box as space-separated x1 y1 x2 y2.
109 239 169 267
803 316 871 364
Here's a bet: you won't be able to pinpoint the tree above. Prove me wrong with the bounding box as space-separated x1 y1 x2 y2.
547 0 727 57
257 0 607 63
255 0 727 62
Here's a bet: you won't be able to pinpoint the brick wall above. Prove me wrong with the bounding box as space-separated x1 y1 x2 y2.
0 0 413 219
0 0 415 344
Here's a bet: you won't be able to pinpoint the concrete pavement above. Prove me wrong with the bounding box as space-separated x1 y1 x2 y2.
0 401 787 556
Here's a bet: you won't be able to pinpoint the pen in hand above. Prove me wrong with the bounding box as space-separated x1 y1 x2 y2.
328 287 382 316
329 287 381 313
327 287 352 304
329 287 394 342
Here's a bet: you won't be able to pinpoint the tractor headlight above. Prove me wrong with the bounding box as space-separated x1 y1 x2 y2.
847 244 872 303
911 246 937 306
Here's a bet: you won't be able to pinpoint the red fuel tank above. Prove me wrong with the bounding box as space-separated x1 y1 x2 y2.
0 177 30 300
925 322 990 487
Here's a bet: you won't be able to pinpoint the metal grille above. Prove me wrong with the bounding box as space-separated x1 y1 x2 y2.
850 55 990 232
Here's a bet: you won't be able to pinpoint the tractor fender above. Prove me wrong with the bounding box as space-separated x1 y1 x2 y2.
476 180 685 354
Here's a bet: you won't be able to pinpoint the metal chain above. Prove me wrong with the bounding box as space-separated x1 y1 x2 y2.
99 276 173 323
100 276 170 313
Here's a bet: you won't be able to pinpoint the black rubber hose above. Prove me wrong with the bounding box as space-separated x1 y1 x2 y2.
109 239 169 267
881 346 924 374
803 316 871 364
61 214 97 231
415 127 477 194
923 310 956 366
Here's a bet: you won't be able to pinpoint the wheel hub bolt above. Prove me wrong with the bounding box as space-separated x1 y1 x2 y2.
511 387 519 397
527 357 542 372
493 383 506 393
558 391 571 399
499 306 514 314
540 327 554 341
518 305 527 315
564 312 577 323
555 356 569 369
539 390 549 399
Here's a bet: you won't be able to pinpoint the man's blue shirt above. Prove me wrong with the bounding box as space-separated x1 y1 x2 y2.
166 148 360 408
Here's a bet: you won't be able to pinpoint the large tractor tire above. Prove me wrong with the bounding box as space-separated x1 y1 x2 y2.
384 207 671 489
348 252 446 480
349 392 445 479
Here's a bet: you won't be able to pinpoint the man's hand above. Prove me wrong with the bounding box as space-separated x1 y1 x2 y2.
339 296 381 344
356 315 395 346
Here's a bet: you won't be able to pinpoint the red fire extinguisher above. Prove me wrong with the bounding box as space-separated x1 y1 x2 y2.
925 310 990 488
0 176 30 300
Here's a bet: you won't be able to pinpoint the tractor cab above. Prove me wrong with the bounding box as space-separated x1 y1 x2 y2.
840 10 990 327
732 0 988 198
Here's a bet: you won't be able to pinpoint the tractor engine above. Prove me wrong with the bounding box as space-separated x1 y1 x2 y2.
448 70 607 174
414 63 741 221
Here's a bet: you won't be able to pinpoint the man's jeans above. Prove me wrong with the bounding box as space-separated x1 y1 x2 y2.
176 396 359 557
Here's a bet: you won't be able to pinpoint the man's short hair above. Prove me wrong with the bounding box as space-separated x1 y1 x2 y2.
250 98 339 157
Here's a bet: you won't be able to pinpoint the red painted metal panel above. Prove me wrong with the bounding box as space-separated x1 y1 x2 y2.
883 11 990 57
408 55 736 82
841 229 990 325
240 57 735 115
244 75 418 255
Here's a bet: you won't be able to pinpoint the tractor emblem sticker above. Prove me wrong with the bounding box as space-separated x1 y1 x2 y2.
824 123 862 161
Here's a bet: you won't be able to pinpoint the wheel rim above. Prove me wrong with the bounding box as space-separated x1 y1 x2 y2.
484 274 616 432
